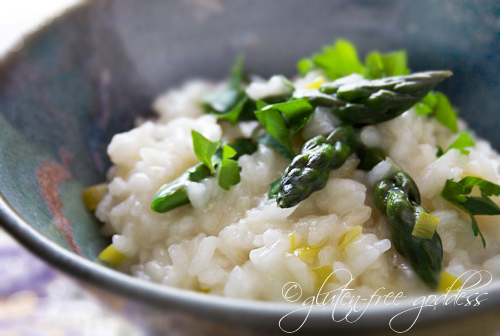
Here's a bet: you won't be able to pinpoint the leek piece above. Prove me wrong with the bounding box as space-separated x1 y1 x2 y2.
338 225 362 251
438 271 462 292
82 183 108 211
99 245 127 267
412 212 440 239
312 265 334 288
304 77 325 89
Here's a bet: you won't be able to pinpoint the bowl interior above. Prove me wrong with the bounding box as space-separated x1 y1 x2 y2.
0 0 499 326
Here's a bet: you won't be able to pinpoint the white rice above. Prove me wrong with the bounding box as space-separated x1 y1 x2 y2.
95 78 500 301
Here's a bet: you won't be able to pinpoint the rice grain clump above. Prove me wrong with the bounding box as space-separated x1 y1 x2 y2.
93 43 500 301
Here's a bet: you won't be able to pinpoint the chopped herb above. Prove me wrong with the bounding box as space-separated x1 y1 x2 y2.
255 108 294 157
297 58 315 76
212 96 248 124
299 40 409 80
202 56 250 123
365 50 410 79
218 145 241 190
257 133 295 161
152 138 258 213
437 132 475 157
416 91 458 133
441 176 500 247
255 99 314 158
261 99 313 134
299 39 365 79
191 130 222 173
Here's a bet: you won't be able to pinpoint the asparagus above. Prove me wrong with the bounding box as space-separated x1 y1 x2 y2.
295 71 452 125
151 138 257 213
374 171 443 289
276 125 357 208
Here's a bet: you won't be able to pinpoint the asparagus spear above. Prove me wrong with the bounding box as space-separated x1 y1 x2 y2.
374 171 443 289
276 124 357 208
151 138 257 213
295 71 452 125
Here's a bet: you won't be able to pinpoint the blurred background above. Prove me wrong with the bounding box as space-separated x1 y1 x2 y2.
0 1 141 335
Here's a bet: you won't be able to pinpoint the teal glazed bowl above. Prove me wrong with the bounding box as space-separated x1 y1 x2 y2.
1 0 500 334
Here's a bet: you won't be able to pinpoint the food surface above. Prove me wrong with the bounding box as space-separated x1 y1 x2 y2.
88 40 500 301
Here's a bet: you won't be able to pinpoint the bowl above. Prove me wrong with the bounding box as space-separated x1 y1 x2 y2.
1 0 500 334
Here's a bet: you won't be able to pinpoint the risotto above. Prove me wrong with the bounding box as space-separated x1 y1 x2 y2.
86 40 500 301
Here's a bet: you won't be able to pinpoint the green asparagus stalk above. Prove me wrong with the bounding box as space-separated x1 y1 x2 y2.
151 138 257 213
374 171 443 289
276 124 357 208
295 71 452 125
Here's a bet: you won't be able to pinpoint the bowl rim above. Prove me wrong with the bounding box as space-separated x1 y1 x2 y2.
1 0 500 332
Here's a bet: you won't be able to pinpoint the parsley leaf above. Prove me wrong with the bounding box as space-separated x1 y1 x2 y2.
202 56 250 123
191 130 222 173
257 133 295 161
437 132 475 157
416 91 458 133
218 145 241 190
255 108 294 157
297 58 315 76
298 39 365 79
255 99 313 158
441 176 500 247
298 40 410 80
261 99 313 134
365 50 410 79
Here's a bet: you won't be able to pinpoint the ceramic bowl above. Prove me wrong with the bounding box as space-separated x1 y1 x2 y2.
1 0 500 334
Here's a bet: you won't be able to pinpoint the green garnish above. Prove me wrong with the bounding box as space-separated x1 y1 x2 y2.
255 99 313 158
299 39 410 80
255 108 293 157
437 131 475 157
202 56 253 123
191 130 222 174
412 211 440 239
415 91 458 133
298 39 365 79
151 136 257 213
365 50 410 79
441 176 500 247
218 145 240 190
257 133 294 161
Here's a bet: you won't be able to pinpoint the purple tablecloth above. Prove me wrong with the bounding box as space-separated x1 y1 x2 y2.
0 229 142 335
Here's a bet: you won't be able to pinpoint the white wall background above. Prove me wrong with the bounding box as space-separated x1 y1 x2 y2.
0 0 83 56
